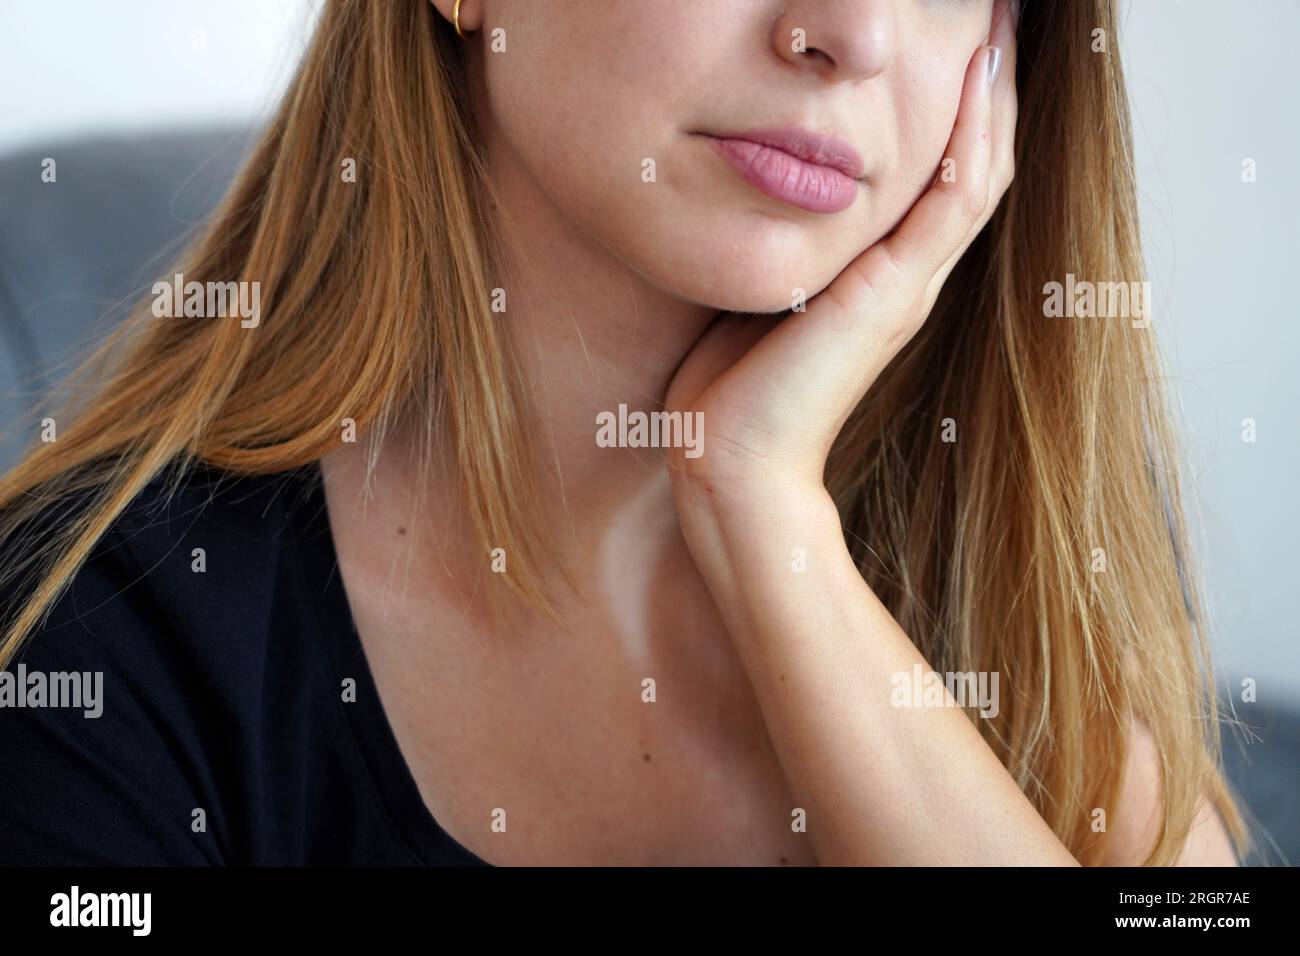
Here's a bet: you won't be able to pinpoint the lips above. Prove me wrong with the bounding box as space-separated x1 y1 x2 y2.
702 127 864 214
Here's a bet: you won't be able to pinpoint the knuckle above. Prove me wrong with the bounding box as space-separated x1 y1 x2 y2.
827 264 883 318
991 165 1014 200
877 243 907 281
963 184 989 220
884 307 927 351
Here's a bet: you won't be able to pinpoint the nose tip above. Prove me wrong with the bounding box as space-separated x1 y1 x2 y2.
773 0 899 83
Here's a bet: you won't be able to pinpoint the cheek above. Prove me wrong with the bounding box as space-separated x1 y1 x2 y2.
479 8 759 303
480 2 697 222
878 59 970 227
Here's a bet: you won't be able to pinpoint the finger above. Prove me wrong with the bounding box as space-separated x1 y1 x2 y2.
923 0 1020 309
988 0 1018 193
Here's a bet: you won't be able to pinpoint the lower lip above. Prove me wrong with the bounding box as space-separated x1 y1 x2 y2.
705 136 860 214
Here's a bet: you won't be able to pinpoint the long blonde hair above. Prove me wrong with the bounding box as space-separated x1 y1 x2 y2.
0 0 1247 864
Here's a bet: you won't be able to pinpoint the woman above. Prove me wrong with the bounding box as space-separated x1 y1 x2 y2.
0 0 1247 865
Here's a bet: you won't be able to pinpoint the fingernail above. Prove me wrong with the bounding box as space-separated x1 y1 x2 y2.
986 45 1003 86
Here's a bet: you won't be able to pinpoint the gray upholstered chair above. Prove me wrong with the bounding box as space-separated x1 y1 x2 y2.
0 128 253 465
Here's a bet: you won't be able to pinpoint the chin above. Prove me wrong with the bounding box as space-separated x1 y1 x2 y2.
696 281 811 314
624 221 847 314
660 246 842 314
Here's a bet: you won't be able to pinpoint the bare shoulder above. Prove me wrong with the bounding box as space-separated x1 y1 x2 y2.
1104 718 1239 866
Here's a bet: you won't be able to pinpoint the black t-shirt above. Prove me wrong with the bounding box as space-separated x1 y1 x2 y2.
0 461 489 865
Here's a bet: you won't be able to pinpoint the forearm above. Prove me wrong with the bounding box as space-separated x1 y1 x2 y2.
674 480 1080 866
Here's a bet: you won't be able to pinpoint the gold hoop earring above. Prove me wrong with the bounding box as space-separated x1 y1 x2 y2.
453 0 468 38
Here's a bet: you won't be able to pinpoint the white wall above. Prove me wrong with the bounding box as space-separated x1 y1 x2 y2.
0 0 319 151
1122 0 1300 702
1 0 1296 701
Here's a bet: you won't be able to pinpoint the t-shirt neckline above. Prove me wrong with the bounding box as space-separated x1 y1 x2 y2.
285 460 493 867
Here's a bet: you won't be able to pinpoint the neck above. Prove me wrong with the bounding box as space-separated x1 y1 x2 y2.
489 156 719 528
323 105 722 613
460 42 720 533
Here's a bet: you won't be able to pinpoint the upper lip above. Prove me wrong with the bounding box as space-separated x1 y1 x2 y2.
703 127 865 180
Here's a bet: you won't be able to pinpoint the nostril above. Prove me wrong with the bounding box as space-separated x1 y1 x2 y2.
799 45 836 68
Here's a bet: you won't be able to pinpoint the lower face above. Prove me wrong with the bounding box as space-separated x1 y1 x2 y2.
474 0 994 314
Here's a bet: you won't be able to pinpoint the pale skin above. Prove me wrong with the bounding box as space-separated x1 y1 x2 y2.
319 0 1238 865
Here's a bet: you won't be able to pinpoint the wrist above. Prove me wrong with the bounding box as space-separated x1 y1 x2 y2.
671 469 845 582
671 473 869 651
670 465 837 533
